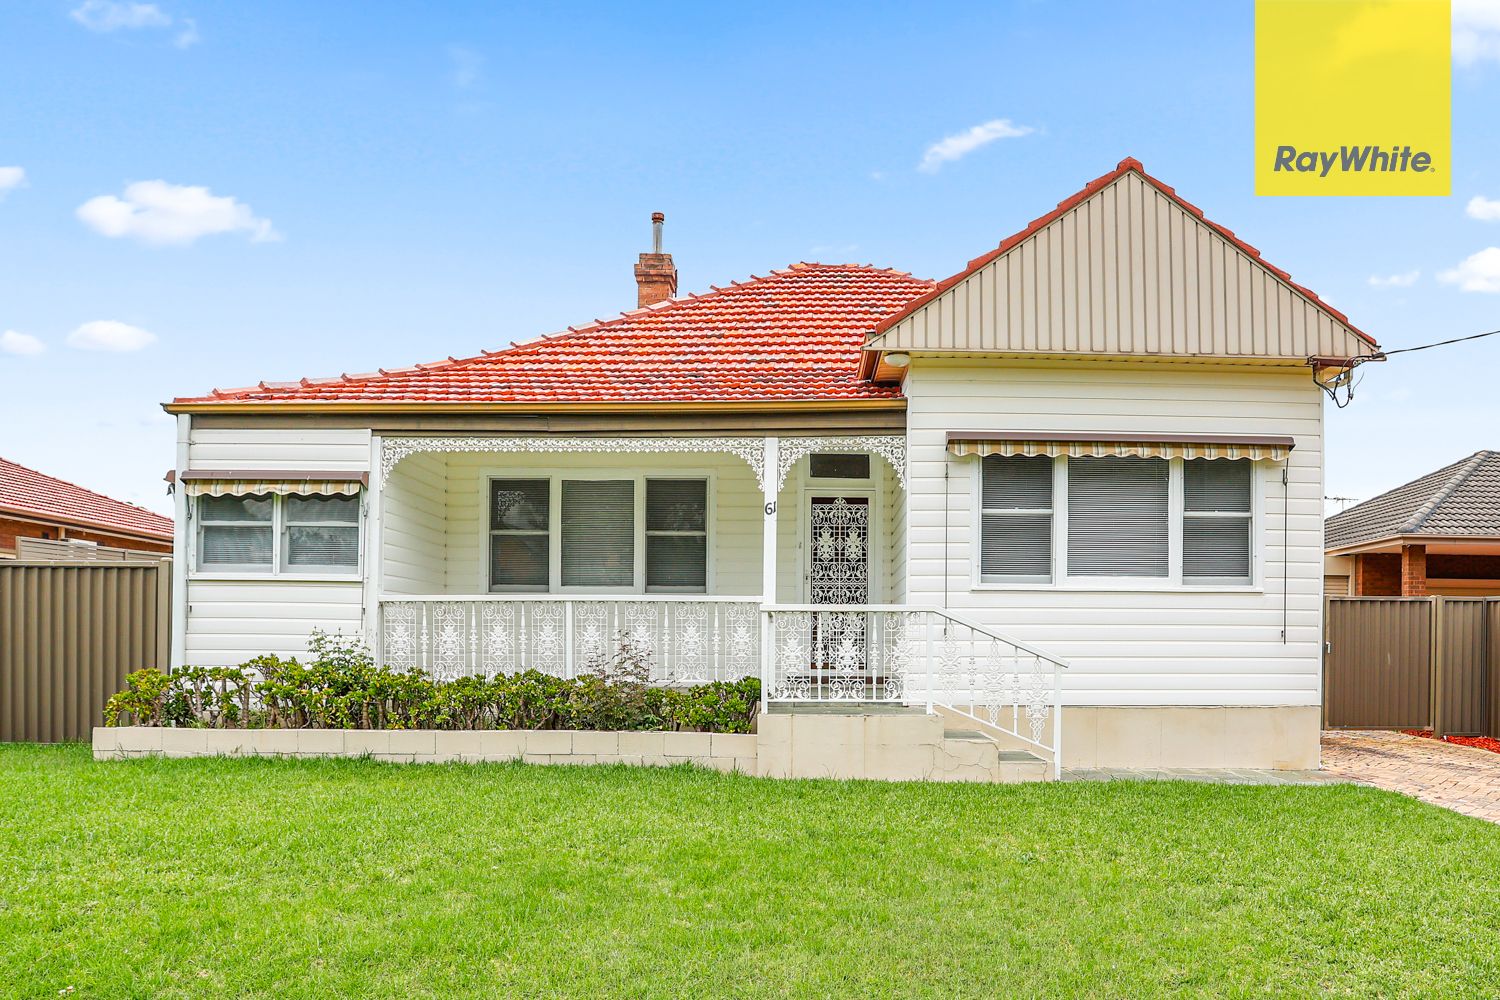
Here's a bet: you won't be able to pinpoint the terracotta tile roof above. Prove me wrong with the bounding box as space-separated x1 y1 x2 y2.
870 157 1379 350
0 457 173 541
176 263 935 406
1326 451 1500 549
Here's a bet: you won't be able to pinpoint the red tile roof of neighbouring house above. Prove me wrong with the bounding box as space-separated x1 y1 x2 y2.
0 457 173 541
173 263 936 407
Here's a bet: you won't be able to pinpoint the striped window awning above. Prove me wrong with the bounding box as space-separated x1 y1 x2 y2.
173 469 368 498
946 432 1294 462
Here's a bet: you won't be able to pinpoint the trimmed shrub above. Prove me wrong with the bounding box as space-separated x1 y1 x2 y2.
105 630 760 734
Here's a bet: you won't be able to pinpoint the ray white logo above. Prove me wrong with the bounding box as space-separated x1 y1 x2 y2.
1273 145 1434 178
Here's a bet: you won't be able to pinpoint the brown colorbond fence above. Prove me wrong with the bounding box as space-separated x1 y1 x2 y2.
1324 596 1500 737
0 561 171 743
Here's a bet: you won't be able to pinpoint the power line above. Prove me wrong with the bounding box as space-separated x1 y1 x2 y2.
1315 324 1500 408
1380 327 1500 357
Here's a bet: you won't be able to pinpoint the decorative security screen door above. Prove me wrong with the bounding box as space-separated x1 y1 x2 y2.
807 496 870 604
806 496 872 698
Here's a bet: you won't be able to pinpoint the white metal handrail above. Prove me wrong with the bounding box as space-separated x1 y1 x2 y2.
762 604 1068 778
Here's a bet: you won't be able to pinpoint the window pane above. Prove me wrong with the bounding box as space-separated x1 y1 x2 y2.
809 453 871 479
982 455 1053 510
490 534 549 588
561 480 634 587
200 525 272 566
1184 519 1251 581
1067 457 1169 577
646 479 706 532
491 479 549 531
199 494 273 522
647 536 707 589
285 494 359 523
981 513 1052 579
285 525 359 567
1185 459 1252 512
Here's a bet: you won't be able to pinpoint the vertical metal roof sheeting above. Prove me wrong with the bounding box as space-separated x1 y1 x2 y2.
869 172 1370 362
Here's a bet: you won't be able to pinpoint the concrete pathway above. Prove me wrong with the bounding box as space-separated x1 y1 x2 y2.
1319 730 1500 824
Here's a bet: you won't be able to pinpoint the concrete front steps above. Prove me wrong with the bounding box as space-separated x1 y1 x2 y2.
940 727 1050 783
759 706 1050 782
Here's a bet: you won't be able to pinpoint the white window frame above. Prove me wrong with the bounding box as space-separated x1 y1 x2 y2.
484 470 715 595
1181 458 1256 587
191 492 364 581
487 478 552 593
976 454 1056 585
969 456 1263 593
644 477 711 594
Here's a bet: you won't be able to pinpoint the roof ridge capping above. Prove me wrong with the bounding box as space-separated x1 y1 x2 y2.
869 156 1376 349
1401 450 1495 534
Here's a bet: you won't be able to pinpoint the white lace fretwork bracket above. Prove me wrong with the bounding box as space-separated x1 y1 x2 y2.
379 434 908 493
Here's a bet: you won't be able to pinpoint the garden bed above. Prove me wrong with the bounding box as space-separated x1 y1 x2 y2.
1402 729 1500 755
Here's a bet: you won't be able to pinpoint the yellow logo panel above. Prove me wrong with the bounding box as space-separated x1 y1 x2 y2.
1256 0 1450 196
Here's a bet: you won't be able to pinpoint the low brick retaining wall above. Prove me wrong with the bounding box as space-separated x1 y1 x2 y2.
94 726 757 772
93 714 1050 782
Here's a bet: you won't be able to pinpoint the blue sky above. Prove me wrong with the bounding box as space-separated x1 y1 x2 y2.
2 0 1499 517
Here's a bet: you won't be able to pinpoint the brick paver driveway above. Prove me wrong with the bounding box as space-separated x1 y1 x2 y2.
1322 730 1500 823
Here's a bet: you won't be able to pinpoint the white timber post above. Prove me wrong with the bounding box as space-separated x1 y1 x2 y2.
364 434 384 662
760 436 779 713
169 413 190 672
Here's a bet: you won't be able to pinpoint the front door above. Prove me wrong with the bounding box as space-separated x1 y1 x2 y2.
804 496 873 698
807 495 870 605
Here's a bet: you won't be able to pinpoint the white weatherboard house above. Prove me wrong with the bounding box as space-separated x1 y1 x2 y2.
163 159 1376 777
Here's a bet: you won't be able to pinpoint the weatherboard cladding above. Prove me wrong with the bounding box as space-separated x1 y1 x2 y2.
867 162 1373 363
1325 451 1500 549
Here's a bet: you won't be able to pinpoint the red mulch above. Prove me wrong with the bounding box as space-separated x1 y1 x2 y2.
1403 730 1500 755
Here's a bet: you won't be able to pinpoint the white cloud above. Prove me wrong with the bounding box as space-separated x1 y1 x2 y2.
1454 0 1500 66
1368 269 1420 288
447 45 483 89
174 16 199 48
1467 195 1500 221
0 330 45 356
69 1 171 32
0 166 26 198
1438 247 1500 292
67 320 158 352
918 118 1034 173
77 180 279 246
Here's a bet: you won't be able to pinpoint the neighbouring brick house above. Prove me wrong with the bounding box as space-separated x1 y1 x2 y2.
0 456 173 558
1326 451 1500 597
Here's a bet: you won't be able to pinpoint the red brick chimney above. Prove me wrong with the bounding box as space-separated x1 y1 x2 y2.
634 211 677 307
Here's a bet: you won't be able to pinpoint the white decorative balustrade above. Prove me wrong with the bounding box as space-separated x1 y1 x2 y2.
378 596 763 684
764 605 1068 776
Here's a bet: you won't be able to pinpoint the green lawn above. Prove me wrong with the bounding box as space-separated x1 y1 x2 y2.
3 746 1499 998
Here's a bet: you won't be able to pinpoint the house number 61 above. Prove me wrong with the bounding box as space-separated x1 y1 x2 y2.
765 502 776 516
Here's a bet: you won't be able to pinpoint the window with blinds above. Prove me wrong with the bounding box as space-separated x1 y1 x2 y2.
197 492 362 574
198 494 274 570
283 494 359 571
646 479 707 591
1066 457 1170 578
1183 459 1253 584
490 479 550 590
561 480 635 588
980 455 1053 582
